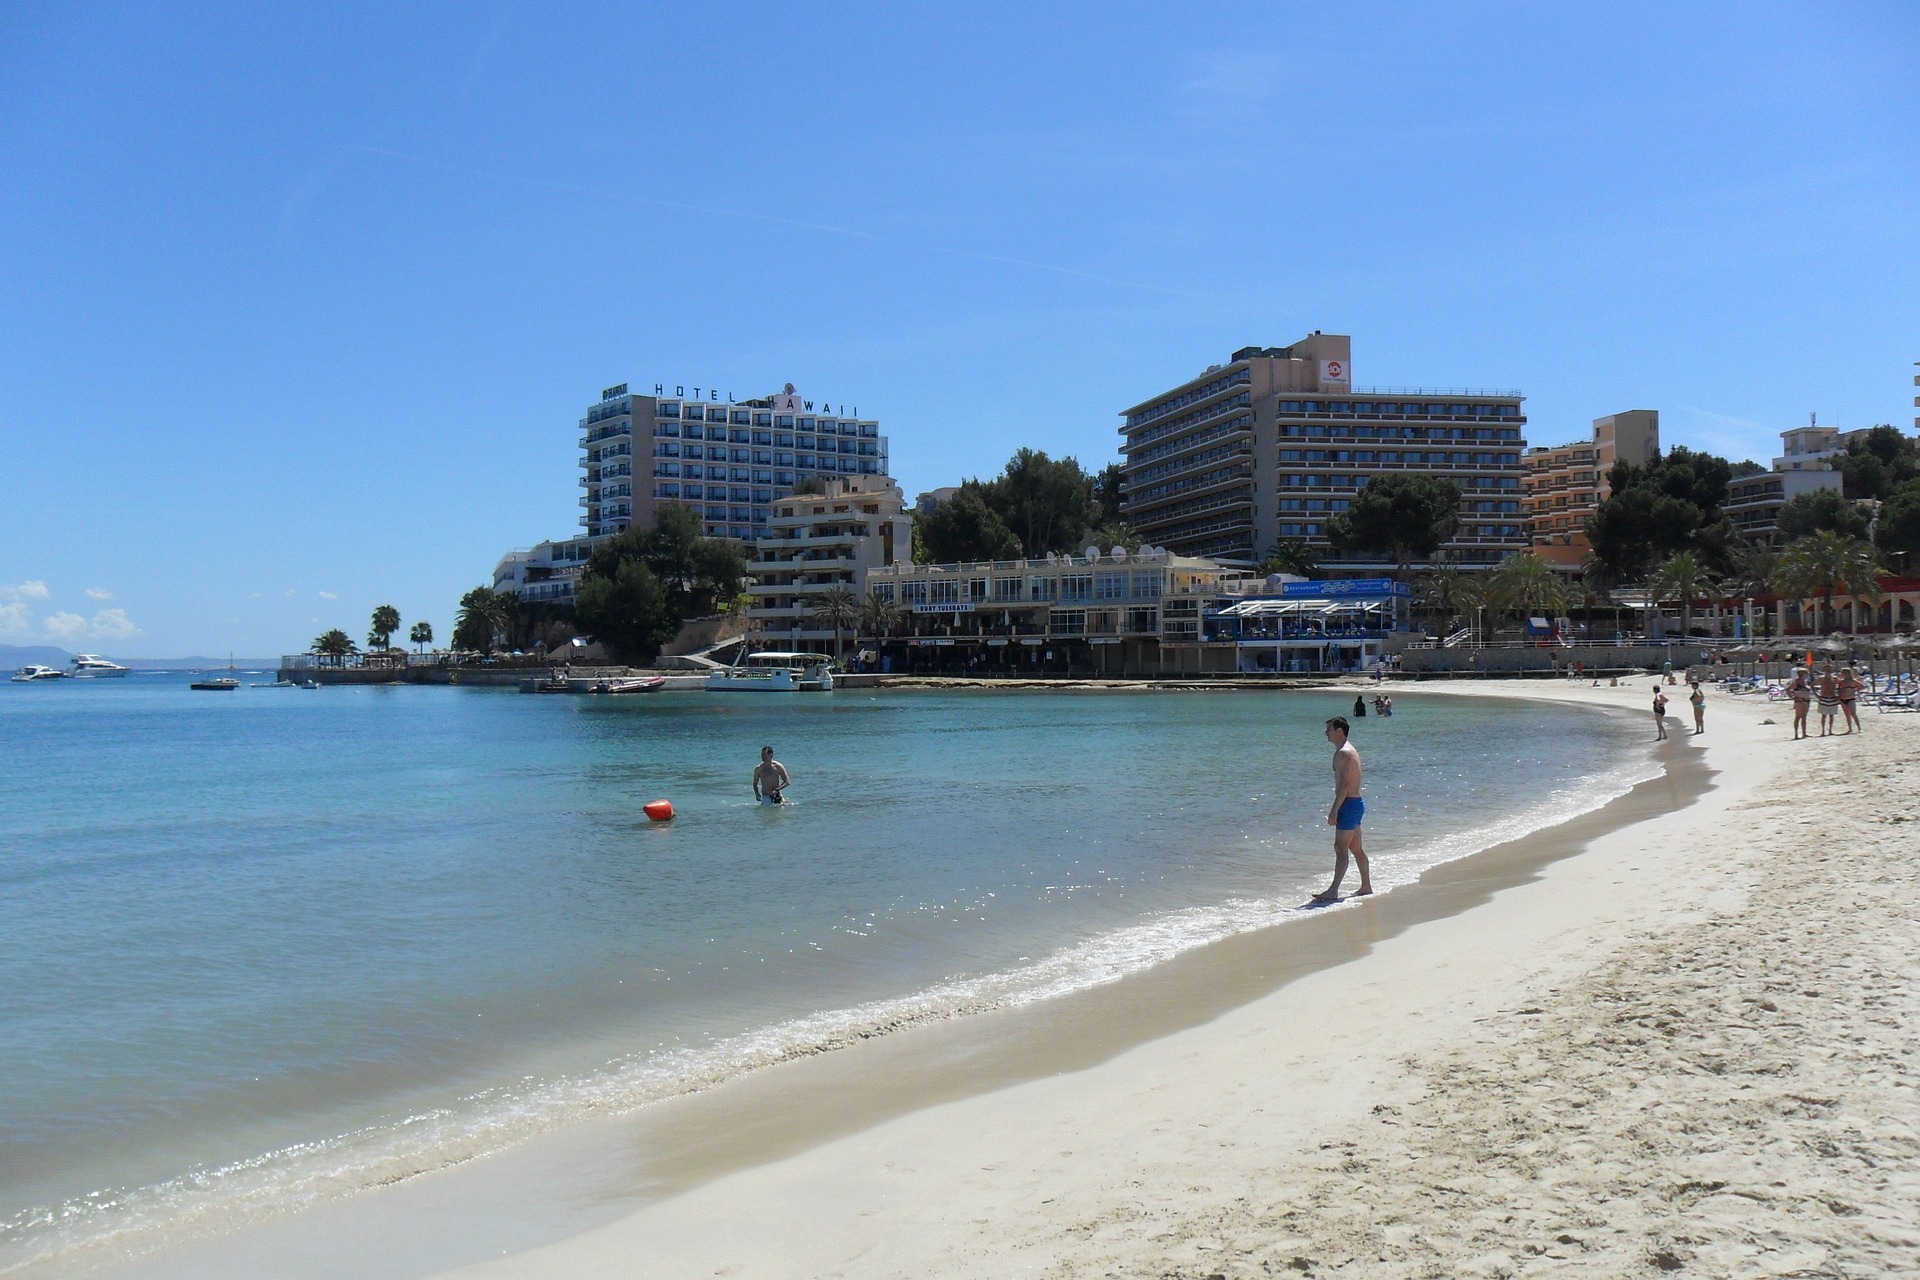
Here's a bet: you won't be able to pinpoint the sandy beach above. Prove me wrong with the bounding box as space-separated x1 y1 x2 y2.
404 677 1918 1280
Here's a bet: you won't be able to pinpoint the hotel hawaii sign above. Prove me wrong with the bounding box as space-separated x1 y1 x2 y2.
600 381 860 417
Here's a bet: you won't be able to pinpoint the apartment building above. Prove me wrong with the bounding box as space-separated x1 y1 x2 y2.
745 476 912 650
1724 468 1842 546
1521 410 1660 568
1117 335 1530 568
496 380 893 604
584 382 890 542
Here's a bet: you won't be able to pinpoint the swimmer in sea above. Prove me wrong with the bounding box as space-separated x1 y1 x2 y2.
1312 716 1371 902
753 746 791 805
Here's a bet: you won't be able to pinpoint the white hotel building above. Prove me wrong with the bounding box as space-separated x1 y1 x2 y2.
495 381 892 605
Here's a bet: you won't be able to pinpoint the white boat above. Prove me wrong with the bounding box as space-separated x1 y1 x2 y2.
10 665 68 682
70 654 130 678
705 651 835 693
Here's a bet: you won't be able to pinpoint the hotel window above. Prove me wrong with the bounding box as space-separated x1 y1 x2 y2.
1280 523 1303 537
797 454 815 468
929 579 959 604
1129 572 1162 599
797 435 815 449
654 483 679 498
776 415 794 428
775 433 794 447
733 411 752 425
991 577 1022 602
901 581 927 603
705 504 727 519
1124 606 1158 633
752 431 772 446
654 423 680 437
1028 576 1058 602
654 463 681 478
1095 572 1127 600
873 582 895 602
799 418 814 429
965 577 987 601
1059 574 1092 602
776 470 795 484
753 489 773 503
1052 609 1087 635
754 412 772 426
658 403 680 417
753 450 773 465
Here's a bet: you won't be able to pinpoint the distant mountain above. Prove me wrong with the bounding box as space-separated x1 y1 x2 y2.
0 643 76 668
1 644 279 671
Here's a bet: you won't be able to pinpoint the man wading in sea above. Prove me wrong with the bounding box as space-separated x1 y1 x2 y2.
753 746 791 805
1313 716 1371 903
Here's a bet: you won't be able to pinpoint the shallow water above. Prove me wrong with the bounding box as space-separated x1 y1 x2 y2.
0 676 1652 1268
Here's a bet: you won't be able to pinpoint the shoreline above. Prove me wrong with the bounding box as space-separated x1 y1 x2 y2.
69 682 1710 1280
423 677 1911 1278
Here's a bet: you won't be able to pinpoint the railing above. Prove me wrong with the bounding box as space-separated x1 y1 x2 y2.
1354 386 1525 399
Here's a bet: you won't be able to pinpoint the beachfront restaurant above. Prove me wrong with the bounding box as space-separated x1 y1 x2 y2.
864 548 1244 676
1205 578 1411 674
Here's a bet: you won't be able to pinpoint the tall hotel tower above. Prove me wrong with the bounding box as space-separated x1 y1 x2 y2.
581 382 891 542
496 381 892 606
1118 334 1530 569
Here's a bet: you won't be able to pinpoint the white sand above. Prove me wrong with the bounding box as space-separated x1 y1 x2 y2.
432 678 1920 1279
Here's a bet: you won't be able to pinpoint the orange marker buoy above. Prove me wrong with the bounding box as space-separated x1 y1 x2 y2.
643 799 675 822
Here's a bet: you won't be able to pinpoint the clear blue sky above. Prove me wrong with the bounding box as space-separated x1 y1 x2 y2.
3 2 1916 656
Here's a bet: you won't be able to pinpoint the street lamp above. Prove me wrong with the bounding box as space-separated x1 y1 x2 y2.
1475 604 1485 648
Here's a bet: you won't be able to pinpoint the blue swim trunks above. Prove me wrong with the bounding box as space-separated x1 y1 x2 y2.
1336 797 1366 831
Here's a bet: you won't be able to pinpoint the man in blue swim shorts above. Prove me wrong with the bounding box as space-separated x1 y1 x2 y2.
1313 716 1372 902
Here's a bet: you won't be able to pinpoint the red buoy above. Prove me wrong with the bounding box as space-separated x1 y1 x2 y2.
643 799 675 822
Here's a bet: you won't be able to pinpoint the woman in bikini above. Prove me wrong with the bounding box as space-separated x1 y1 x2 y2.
1688 678 1706 734
1837 666 1862 735
1788 667 1812 740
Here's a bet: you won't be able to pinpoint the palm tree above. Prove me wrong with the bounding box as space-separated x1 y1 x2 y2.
1413 559 1482 633
1577 554 1615 637
858 589 904 652
455 587 517 655
1487 552 1569 624
368 604 401 651
310 629 357 667
1260 538 1321 579
409 621 434 653
1645 550 1719 638
811 585 860 662
1777 531 1883 635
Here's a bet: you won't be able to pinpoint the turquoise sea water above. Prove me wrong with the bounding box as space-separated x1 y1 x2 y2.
0 676 1654 1270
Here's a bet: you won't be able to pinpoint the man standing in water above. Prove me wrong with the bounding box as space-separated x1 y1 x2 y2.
1313 716 1371 903
753 745 791 805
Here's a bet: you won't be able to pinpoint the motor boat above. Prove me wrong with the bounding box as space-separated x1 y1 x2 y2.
9 665 68 682
706 651 834 692
188 677 241 691
590 676 667 695
69 654 130 678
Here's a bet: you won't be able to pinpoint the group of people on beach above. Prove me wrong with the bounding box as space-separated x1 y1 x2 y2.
1651 677 1708 740
1784 664 1867 739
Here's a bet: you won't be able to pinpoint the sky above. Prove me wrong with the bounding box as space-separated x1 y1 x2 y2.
2 2 1916 656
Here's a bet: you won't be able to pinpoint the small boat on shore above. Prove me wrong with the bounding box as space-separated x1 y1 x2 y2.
189 677 240 691
590 676 667 695
10 665 68 682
